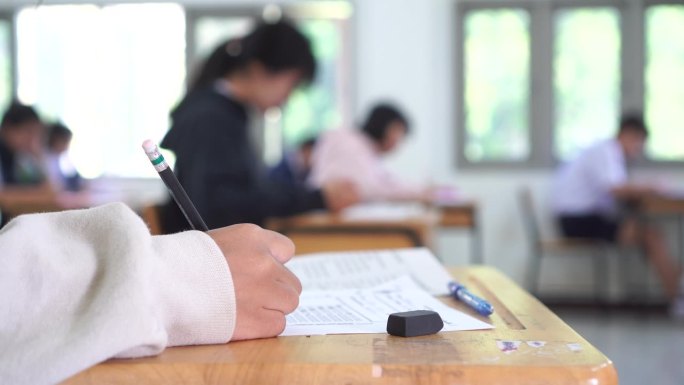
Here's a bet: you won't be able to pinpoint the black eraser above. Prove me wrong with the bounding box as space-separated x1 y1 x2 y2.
386 310 444 337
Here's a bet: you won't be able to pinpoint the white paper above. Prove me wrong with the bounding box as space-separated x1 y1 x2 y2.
340 202 426 221
286 248 452 295
281 276 493 336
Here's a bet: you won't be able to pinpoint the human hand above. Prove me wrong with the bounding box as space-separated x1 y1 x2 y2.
321 179 360 212
208 224 301 340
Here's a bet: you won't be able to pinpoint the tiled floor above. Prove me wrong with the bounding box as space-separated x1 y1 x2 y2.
552 306 684 385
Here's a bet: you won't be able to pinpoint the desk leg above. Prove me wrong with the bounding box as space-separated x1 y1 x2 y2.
679 215 684 267
471 217 483 265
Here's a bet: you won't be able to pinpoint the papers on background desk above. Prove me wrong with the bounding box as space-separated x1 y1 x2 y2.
287 248 452 295
282 248 493 336
281 276 493 336
340 202 426 221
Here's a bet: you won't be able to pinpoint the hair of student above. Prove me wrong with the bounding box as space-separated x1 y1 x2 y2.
47 122 73 147
188 19 316 94
299 135 318 150
618 112 648 137
361 103 410 143
0 101 40 132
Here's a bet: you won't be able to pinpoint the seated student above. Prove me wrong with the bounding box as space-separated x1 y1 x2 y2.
44 122 83 192
0 101 48 187
0 101 52 226
308 103 430 202
0 204 301 384
552 112 684 315
160 20 358 234
268 136 317 187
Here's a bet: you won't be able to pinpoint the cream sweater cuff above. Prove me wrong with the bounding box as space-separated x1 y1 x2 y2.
149 231 236 346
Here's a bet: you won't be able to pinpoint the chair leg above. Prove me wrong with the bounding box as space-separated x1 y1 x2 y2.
529 249 543 296
593 247 610 304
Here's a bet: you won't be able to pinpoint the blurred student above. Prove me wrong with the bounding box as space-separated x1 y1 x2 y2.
0 101 48 188
44 122 83 192
0 101 52 226
268 136 317 187
160 20 358 234
308 103 430 202
552 113 683 315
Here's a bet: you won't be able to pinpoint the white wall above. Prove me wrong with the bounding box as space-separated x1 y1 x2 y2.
353 0 684 297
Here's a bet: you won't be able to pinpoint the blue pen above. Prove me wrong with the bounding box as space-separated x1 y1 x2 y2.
447 281 494 316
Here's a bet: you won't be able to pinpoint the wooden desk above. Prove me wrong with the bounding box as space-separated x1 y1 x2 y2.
435 201 482 264
267 211 438 255
640 194 684 216
64 266 617 385
637 194 684 264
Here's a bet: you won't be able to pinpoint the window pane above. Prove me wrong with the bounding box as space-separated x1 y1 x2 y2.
554 8 620 160
464 9 530 162
193 17 254 60
282 19 345 146
17 4 185 178
645 5 684 160
0 19 11 110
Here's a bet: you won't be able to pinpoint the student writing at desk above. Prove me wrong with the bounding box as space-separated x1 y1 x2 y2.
0 204 302 384
308 103 439 202
159 20 358 234
552 113 684 316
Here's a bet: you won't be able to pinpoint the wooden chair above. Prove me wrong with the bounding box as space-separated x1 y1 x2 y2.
519 188 611 301
141 205 163 235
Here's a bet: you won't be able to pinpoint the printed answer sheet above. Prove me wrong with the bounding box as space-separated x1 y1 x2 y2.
281 276 493 336
286 248 452 295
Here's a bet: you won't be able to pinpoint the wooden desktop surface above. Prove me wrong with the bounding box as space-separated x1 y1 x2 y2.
64 266 617 385
640 194 684 215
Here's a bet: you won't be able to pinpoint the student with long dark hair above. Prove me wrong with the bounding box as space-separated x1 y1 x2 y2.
160 20 358 234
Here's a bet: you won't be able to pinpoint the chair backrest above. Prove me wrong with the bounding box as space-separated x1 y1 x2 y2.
141 205 162 235
518 188 542 250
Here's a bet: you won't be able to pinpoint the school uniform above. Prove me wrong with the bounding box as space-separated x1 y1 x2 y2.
552 139 627 241
308 129 424 202
159 84 325 234
0 138 46 227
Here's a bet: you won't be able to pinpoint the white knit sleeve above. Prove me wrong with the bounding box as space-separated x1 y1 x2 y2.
0 203 235 385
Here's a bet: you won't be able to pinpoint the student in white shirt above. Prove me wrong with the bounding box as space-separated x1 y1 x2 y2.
552 113 683 314
308 103 428 202
0 203 301 384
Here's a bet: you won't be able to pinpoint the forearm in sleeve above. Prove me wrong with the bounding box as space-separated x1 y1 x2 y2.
0 203 235 385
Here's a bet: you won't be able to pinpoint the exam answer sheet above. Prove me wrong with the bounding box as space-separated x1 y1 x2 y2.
282 248 493 336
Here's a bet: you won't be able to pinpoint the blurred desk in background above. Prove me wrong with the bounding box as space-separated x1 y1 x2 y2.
435 200 482 264
64 266 618 385
267 207 438 255
0 177 166 221
638 194 684 264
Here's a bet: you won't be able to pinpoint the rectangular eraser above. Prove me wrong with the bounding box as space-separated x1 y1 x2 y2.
386 310 444 337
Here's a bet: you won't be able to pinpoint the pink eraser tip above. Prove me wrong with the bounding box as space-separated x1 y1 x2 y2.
142 139 157 153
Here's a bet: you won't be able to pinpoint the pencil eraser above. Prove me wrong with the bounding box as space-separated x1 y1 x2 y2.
386 310 444 337
142 139 157 153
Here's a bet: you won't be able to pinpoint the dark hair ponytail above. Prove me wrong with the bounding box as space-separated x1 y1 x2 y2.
188 19 316 94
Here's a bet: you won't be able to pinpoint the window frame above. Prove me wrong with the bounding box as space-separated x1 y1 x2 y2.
0 11 16 103
455 0 684 170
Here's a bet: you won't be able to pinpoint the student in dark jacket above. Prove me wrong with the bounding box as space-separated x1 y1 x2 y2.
160 20 358 234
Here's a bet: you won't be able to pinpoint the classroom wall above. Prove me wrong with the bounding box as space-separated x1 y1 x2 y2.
354 0 684 297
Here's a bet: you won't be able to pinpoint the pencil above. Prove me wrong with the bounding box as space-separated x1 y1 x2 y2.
142 139 209 232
